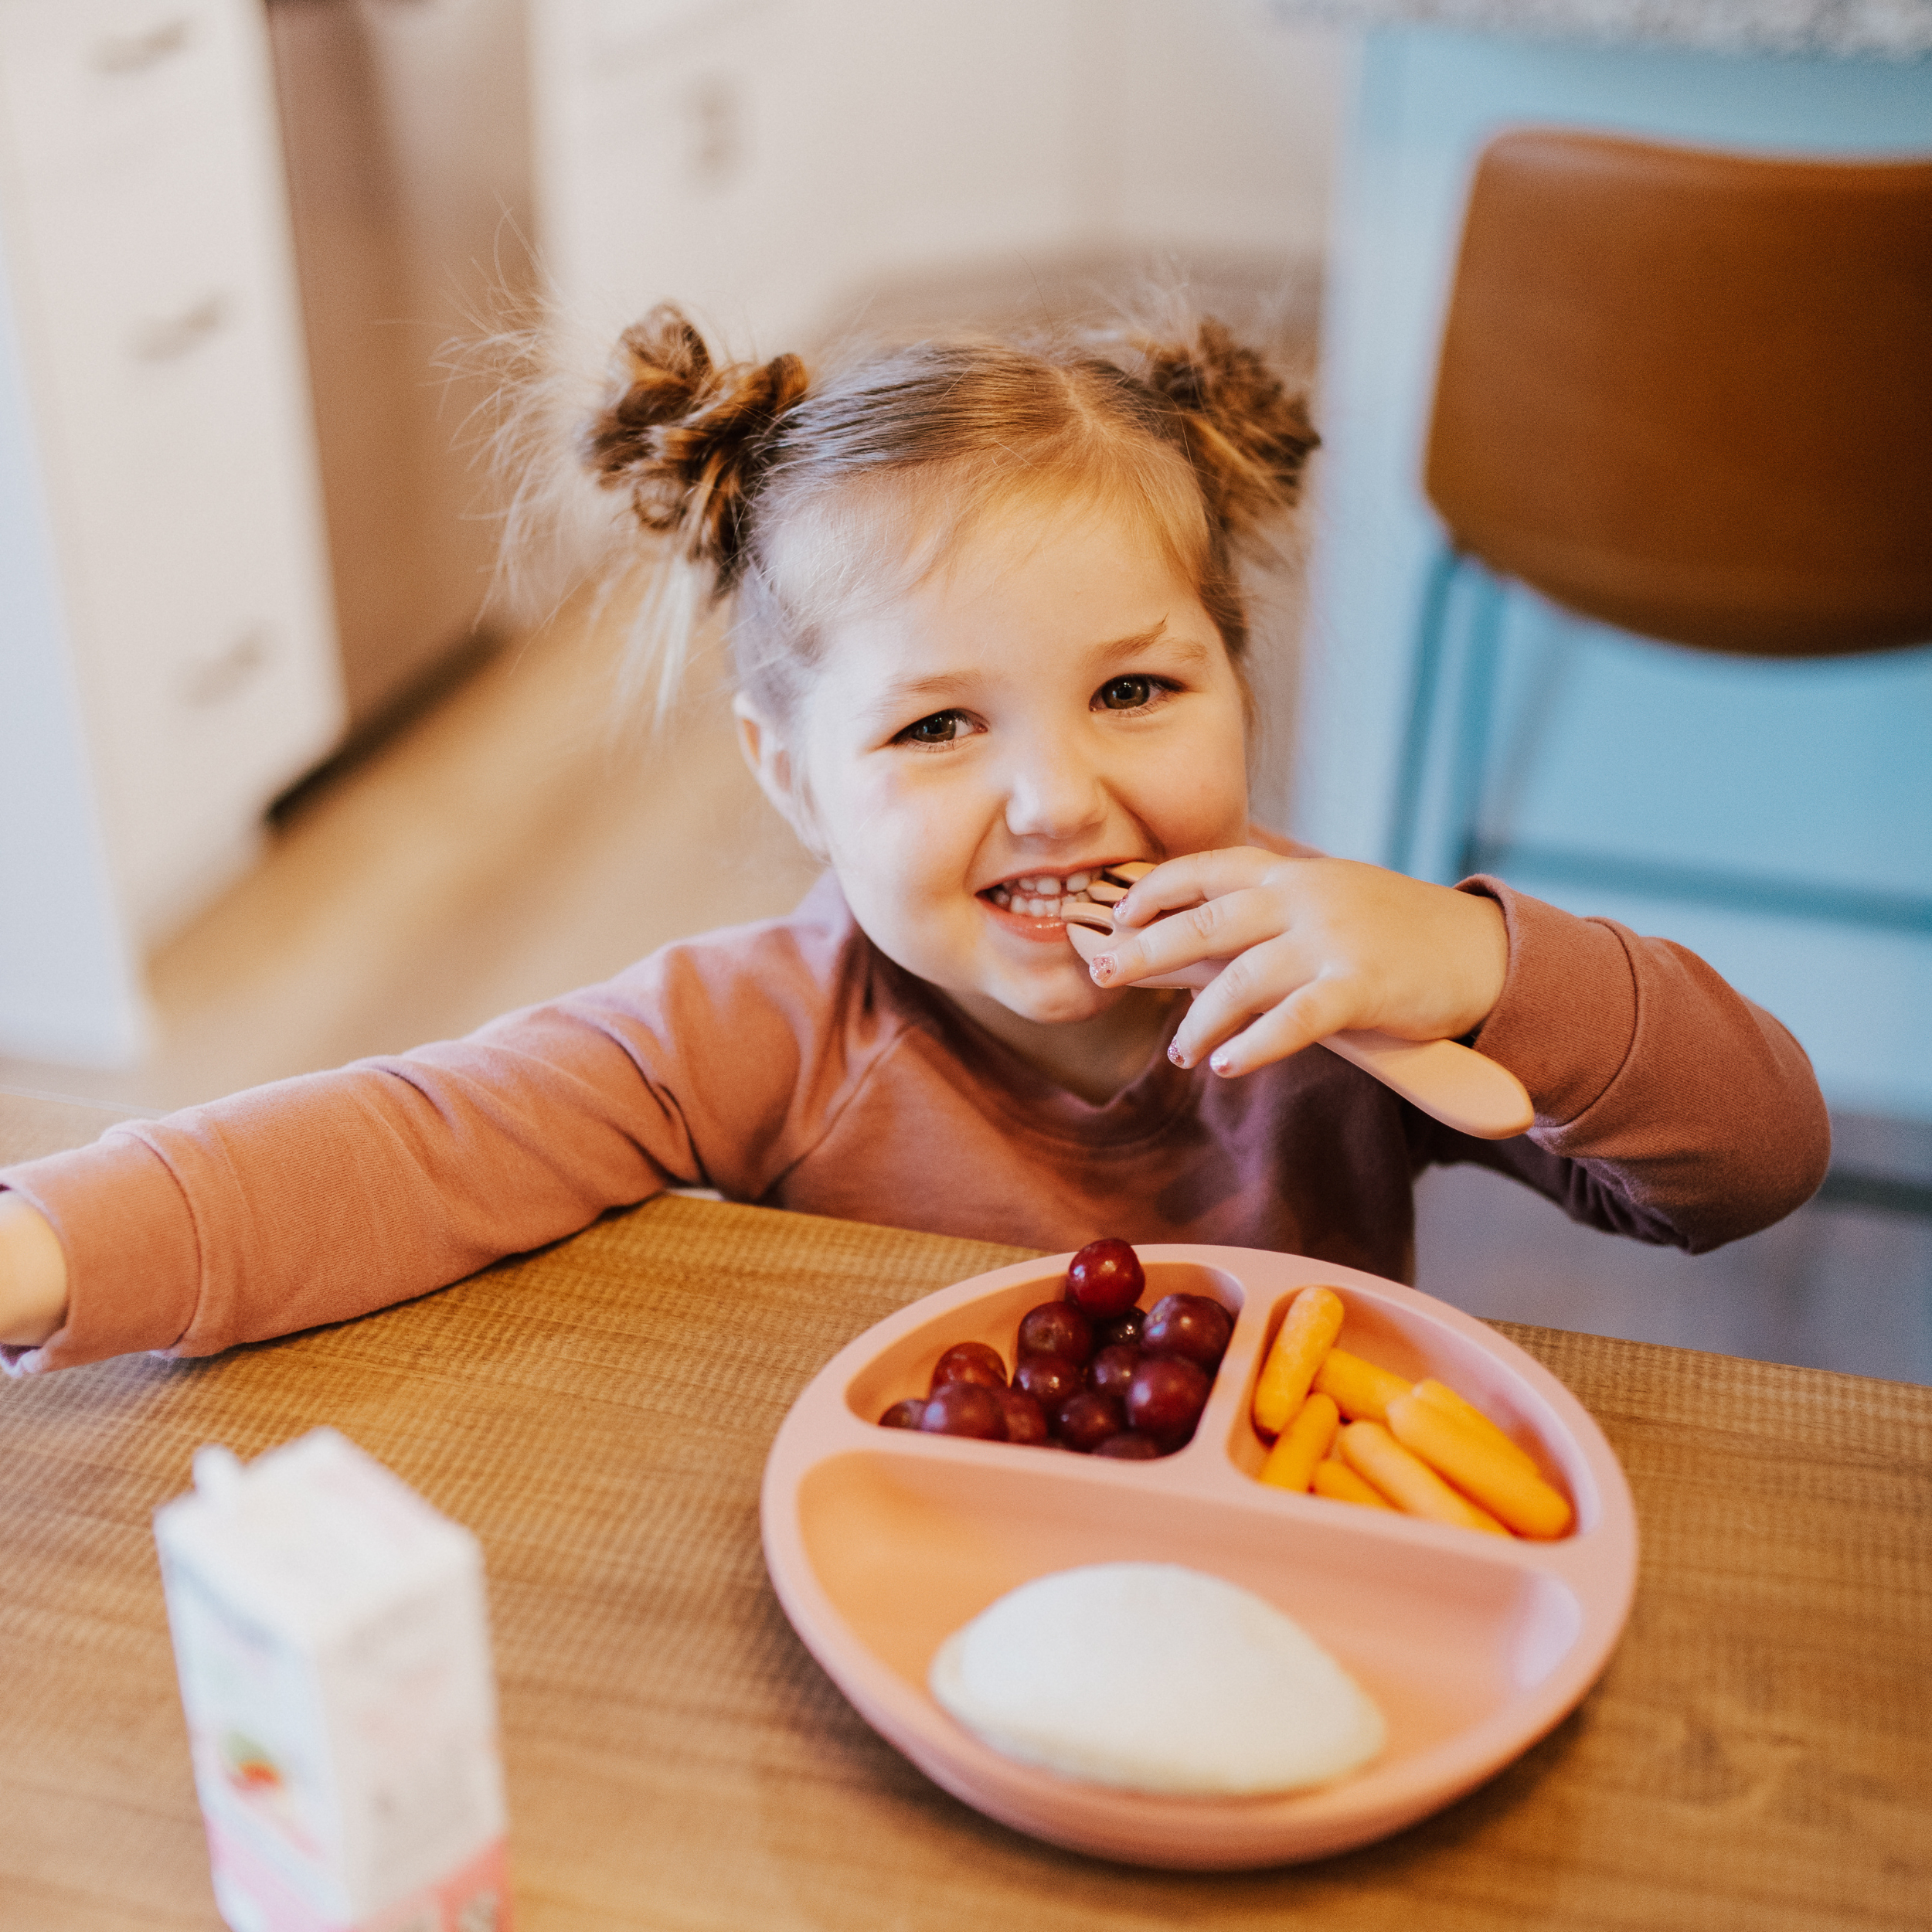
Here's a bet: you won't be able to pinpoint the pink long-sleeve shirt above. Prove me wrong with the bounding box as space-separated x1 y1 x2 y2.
2 876 1829 1376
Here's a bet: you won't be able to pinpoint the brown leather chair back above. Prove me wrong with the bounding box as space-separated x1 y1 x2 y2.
1425 129 1932 656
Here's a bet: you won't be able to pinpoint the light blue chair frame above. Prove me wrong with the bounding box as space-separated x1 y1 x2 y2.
1386 543 1932 938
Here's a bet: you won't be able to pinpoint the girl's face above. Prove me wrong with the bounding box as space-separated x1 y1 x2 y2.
771 498 1251 1029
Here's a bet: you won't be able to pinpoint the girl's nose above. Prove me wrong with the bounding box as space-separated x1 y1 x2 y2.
1001 740 1107 842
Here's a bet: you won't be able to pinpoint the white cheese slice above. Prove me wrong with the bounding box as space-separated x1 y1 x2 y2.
928 1562 1386 1796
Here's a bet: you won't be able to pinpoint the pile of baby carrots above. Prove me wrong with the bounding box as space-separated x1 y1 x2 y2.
1250 1287 1573 1539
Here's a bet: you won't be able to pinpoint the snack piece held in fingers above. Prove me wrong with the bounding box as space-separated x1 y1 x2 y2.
1338 1423 1509 1536
929 1563 1386 1795
1386 1391 1573 1539
1313 1347 1411 1424
1252 1286 1345 1437
1260 1392 1340 1493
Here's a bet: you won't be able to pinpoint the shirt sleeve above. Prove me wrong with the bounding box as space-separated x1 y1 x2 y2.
1432 879 1832 1253
0 897 874 1374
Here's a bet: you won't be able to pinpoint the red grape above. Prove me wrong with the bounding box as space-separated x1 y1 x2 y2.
1141 1294 1233 1372
1092 1305 1145 1349
920 1383 1007 1440
930 1341 1007 1396
1014 1352 1083 1411
1095 1431 1163 1460
1126 1355 1210 1446
878 1399 927 1430
1016 1301 1094 1365
1087 1342 1142 1400
1065 1238 1144 1318
998 1387 1049 1447
1056 1389 1126 1453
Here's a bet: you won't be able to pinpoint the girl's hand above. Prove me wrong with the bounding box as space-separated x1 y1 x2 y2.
0 1195 70 1351
1085 848 1509 1078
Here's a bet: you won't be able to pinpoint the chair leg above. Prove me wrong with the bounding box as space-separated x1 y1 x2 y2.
1448 566 1506 882
1387 544 1464 876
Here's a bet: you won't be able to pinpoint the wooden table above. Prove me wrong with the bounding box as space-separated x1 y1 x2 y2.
4 1088 1929 1930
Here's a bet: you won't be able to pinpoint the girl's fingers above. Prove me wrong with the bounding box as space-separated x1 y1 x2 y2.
1162 934 1304 1050
1110 847 1286 928
1088 884 1287 989
1066 918 1220 990
1175 975 1363 1078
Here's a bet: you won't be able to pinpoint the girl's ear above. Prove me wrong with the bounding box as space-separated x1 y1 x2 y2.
733 694 825 857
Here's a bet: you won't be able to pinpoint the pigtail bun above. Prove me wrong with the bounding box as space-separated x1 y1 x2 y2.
1133 318 1318 540
582 304 809 590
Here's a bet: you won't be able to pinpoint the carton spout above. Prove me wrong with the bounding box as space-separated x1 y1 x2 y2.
191 1444 245 1507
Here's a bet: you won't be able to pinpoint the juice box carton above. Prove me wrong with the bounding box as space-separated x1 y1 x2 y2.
154 1429 511 1932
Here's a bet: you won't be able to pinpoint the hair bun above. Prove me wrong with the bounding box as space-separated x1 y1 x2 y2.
1137 318 1318 539
582 304 809 586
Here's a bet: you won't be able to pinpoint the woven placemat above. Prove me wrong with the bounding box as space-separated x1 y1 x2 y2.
3 1194 1928 1930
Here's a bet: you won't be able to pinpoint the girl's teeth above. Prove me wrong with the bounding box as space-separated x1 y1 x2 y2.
987 872 1117 916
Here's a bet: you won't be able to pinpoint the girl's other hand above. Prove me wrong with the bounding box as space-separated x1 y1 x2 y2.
0 1195 70 1352
1087 848 1509 1078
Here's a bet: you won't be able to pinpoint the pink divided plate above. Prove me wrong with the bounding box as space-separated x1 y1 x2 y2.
760 1245 1638 1869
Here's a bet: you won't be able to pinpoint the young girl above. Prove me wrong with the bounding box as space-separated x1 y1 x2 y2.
0 307 1828 1376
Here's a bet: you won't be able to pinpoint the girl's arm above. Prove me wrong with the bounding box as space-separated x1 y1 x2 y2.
0 1193 67 1349
1094 846 1830 1251
0 896 876 1375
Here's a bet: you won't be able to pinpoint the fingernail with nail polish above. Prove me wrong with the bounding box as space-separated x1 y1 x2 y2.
1090 955 1114 981
1168 1043 1188 1067
1209 1051 1232 1075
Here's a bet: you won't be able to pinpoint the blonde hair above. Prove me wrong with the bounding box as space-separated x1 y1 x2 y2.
579 305 1318 729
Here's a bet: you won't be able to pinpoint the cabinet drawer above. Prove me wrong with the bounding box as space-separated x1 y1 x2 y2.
41 296 340 926
0 0 232 179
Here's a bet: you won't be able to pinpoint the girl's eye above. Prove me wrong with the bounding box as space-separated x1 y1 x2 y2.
896 709 971 746
1097 675 1158 712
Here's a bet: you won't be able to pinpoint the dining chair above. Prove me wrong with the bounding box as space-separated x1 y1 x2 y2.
1387 128 1932 935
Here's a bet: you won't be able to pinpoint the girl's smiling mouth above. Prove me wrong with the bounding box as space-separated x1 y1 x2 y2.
978 864 1145 941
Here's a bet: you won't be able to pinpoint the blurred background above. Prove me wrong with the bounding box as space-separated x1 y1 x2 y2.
0 0 1925 1378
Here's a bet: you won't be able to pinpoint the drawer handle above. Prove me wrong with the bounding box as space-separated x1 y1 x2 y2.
132 293 228 362
181 627 270 708
92 16 196 75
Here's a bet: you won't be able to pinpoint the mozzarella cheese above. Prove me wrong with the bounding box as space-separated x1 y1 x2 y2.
929 1562 1385 1796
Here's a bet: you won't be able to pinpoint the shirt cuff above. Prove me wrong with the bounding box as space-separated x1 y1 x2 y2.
0 1133 202 1373
1456 876 1640 1131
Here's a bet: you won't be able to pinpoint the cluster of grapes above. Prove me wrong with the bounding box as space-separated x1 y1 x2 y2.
878 1239 1233 1460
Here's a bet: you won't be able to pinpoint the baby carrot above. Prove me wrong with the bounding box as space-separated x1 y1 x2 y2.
1338 1422 1510 1536
1311 1457 1395 1511
1251 1286 1345 1437
1259 1393 1340 1493
1411 1378 1539 1475
1312 1346 1412 1423
1386 1393 1573 1540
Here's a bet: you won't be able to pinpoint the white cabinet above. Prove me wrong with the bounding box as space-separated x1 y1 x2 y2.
0 0 342 1063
